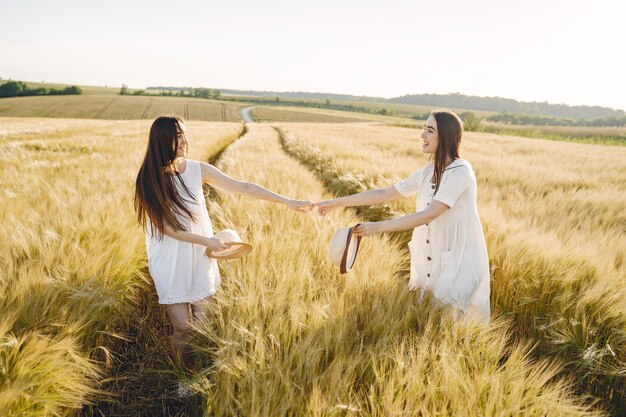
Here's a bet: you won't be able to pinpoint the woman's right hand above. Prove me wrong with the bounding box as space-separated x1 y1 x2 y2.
205 237 230 253
314 199 340 217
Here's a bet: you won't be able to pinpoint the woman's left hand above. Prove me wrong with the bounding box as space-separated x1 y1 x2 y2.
287 199 314 212
352 222 380 237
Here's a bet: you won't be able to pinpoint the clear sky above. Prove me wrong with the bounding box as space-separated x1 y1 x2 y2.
2 0 625 110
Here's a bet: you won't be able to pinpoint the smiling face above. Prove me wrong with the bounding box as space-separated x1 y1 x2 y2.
175 123 189 158
421 115 439 155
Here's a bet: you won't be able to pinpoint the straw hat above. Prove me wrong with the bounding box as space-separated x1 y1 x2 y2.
207 229 253 260
329 223 362 274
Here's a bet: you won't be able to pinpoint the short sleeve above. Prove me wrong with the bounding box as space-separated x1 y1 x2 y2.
394 168 423 197
433 165 473 208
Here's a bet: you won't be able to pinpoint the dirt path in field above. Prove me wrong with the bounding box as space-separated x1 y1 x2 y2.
87 126 248 417
239 106 256 123
272 125 619 416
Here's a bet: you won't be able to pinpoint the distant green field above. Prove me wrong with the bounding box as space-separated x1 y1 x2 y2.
223 95 496 119
0 80 622 146
252 106 425 125
0 95 243 121
478 122 626 146
0 79 497 122
253 106 377 123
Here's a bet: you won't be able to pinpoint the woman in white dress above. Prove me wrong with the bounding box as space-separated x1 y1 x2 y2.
316 110 490 323
134 116 312 371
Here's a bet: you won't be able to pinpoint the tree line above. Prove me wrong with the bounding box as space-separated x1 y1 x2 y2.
121 84 221 99
410 111 626 128
391 93 624 120
0 81 83 98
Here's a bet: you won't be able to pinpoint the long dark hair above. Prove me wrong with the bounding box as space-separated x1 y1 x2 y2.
134 116 196 240
431 109 463 195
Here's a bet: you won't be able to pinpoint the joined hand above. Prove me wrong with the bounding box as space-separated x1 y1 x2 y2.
314 200 338 217
288 199 314 212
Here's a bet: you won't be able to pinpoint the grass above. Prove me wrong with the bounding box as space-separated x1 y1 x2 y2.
253 106 373 123
182 123 602 416
224 94 496 118
0 95 244 122
1 81 622 148
0 117 244 416
477 122 626 146
252 106 423 125
275 122 626 415
1 116 623 415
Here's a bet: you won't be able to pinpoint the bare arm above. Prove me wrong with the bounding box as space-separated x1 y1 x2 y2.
201 162 312 211
316 186 402 216
353 200 449 236
162 223 230 252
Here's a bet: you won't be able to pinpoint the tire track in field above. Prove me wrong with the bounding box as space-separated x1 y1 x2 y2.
220 104 226 121
141 99 154 119
195 125 421 416
184 102 190 120
44 101 68 117
93 98 117 119
273 126 398 225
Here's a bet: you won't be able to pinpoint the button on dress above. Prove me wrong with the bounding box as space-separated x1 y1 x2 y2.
145 160 220 305
394 159 490 322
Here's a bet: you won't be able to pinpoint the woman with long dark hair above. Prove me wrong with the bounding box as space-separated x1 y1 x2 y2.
135 116 312 373
316 109 490 322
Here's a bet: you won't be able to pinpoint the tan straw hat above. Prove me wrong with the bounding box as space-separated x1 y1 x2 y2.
207 229 253 260
329 223 362 274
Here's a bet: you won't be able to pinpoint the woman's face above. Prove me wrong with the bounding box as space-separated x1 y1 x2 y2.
420 115 438 154
175 124 189 158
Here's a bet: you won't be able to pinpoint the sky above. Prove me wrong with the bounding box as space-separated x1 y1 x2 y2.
2 0 626 110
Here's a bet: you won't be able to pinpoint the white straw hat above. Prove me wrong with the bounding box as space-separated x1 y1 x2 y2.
207 229 253 260
329 223 362 274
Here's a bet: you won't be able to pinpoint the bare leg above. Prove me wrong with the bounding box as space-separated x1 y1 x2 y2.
165 303 193 373
191 296 214 322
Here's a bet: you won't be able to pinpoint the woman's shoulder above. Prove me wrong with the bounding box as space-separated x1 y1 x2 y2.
449 158 473 171
446 159 476 183
441 159 472 178
186 159 205 172
182 160 204 180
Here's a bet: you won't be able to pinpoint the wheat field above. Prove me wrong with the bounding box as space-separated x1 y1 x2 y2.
276 122 626 413
0 118 244 415
0 117 623 416
0 96 243 122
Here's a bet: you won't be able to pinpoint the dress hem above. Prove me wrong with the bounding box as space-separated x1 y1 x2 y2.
157 290 216 305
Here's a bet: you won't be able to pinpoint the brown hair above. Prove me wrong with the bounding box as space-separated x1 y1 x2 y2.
134 116 196 240
431 109 463 195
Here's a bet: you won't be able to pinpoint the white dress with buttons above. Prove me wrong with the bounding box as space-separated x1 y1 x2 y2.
145 160 220 305
394 159 490 322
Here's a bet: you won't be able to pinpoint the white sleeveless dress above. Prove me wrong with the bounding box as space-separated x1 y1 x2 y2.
394 159 490 322
145 160 220 304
